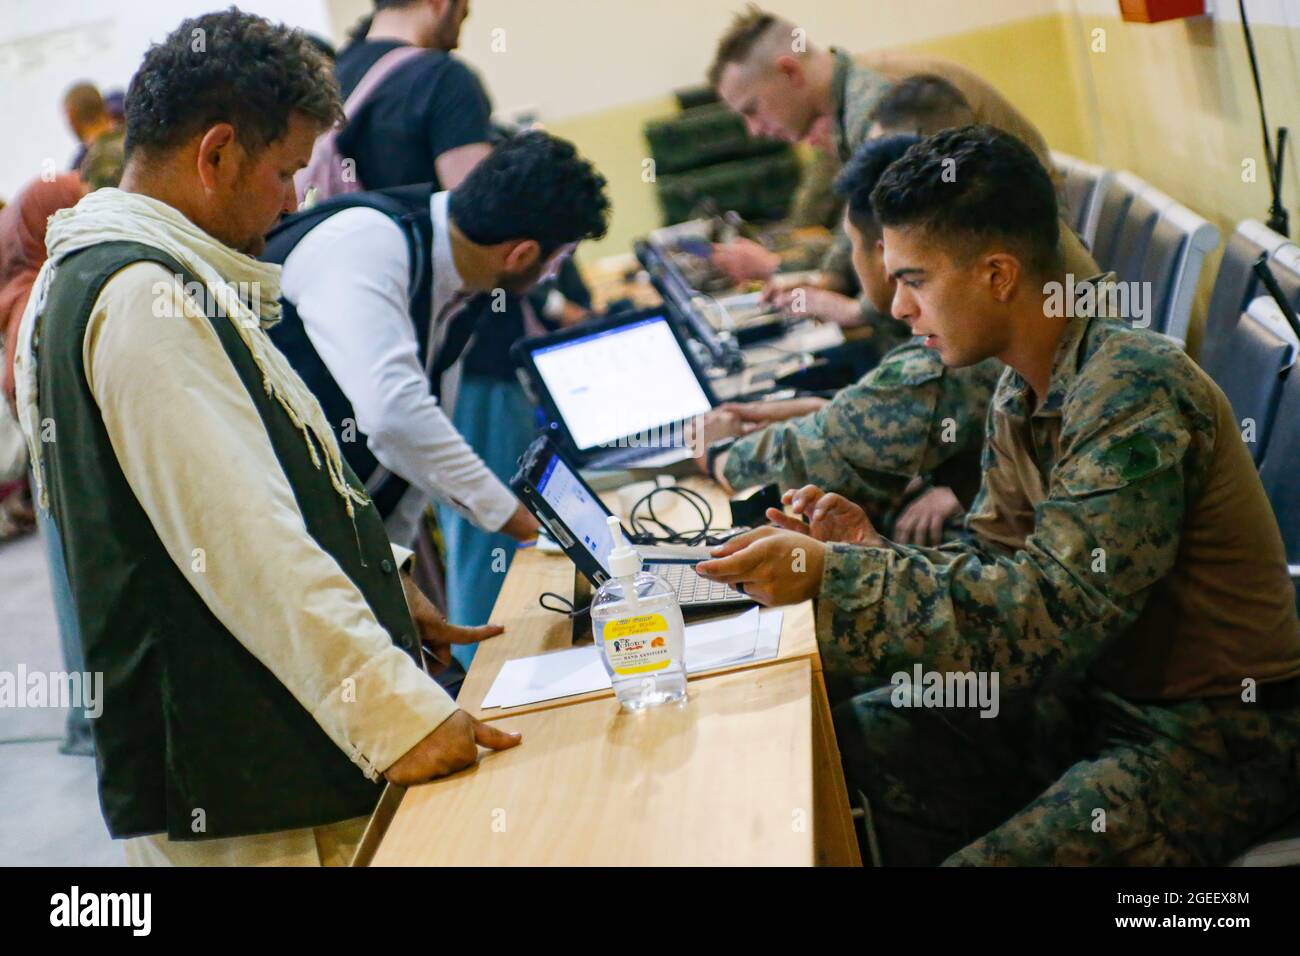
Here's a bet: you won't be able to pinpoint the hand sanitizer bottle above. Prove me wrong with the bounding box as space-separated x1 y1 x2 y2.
590 516 687 710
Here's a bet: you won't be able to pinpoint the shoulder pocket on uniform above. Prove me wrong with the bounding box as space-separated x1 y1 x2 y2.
868 345 945 389
1053 409 1187 499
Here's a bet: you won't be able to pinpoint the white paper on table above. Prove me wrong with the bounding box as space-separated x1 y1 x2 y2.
479 645 608 710
684 606 785 672
479 606 785 710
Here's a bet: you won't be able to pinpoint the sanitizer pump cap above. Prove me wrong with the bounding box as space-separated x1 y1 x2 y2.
606 515 642 578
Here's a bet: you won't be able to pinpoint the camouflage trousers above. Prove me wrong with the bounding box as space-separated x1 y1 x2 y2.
831 679 1300 865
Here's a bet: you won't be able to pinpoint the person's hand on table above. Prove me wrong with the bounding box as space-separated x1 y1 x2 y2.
690 407 748 475
764 286 862 328
766 484 884 546
383 710 521 786
694 525 825 606
717 396 829 426
499 502 540 542
711 237 780 283
401 570 506 673
761 271 828 298
892 485 963 547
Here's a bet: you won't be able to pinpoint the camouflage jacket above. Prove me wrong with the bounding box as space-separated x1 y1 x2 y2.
816 312 1300 701
725 339 1003 518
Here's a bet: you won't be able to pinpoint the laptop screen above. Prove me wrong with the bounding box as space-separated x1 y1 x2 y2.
534 451 617 573
530 315 712 452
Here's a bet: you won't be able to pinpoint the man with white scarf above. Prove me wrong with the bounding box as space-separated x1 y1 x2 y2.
14 10 519 866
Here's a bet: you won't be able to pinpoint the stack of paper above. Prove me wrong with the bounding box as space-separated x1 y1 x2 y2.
479 607 783 710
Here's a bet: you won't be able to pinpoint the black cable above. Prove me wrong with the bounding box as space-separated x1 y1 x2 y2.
627 484 744 546
1240 0 1290 236
535 485 748 617
539 591 589 618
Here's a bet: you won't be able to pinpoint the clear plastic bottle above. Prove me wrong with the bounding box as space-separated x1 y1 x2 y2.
590 516 687 710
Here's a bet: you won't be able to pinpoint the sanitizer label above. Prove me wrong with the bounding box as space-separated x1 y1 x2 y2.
602 613 672 675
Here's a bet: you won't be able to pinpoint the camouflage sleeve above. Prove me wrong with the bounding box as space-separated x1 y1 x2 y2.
723 343 981 516
815 352 1201 689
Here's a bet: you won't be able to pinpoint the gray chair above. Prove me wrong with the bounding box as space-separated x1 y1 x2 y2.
1139 199 1220 346
1271 244 1300 313
1199 296 1298 464
1232 367 1300 867
1052 151 1113 250
1105 173 1168 286
1259 362 1300 604
1089 172 1219 346
1089 176 1137 271
1204 221 1293 358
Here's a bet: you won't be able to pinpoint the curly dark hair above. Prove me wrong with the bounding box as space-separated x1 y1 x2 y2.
871 125 1061 275
834 134 921 238
449 131 610 256
124 8 343 160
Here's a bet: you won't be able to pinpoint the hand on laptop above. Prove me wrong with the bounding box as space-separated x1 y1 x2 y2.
766 484 883 547
711 237 780 283
694 526 824 606
764 286 862 328
717 396 829 426
691 408 751 477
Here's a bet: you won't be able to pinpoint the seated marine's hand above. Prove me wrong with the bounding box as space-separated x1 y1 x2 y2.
892 485 963 547
711 238 780 283
765 286 862 328
766 484 883 547
383 710 521 786
717 397 828 426
694 526 825 606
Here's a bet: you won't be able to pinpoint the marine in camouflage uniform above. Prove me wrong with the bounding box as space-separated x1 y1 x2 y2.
723 339 1003 537
779 48 1063 346
819 300 1300 865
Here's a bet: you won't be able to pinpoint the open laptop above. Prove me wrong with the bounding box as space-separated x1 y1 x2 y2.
511 435 751 611
512 309 718 471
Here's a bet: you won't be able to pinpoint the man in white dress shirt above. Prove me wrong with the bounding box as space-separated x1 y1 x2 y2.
263 131 610 601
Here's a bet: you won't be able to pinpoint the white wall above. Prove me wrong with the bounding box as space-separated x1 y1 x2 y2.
0 0 335 200
442 0 1056 125
0 0 1067 201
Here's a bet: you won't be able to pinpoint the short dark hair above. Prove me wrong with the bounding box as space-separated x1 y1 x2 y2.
124 8 343 160
868 75 974 136
707 5 778 88
871 125 1061 275
449 131 610 255
348 0 422 43
64 82 105 125
833 134 922 238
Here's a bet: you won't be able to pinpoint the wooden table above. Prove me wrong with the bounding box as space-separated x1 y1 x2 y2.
362 478 861 866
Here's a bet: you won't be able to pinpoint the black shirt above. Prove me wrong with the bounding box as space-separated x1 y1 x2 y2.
334 40 493 192
460 260 594 381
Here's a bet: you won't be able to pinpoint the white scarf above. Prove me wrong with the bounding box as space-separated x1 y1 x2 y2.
15 187 368 517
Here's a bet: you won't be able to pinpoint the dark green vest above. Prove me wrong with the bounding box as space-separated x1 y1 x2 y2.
36 241 422 841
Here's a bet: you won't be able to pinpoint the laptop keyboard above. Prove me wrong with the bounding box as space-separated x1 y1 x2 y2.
649 562 744 606
595 444 689 468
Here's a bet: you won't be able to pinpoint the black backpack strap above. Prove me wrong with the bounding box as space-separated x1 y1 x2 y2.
265 187 432 322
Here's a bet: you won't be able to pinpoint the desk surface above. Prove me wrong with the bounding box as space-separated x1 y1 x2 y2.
372 659 817 867
457 477 819 720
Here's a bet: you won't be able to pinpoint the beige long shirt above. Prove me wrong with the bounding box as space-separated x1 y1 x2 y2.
85 262 458 864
